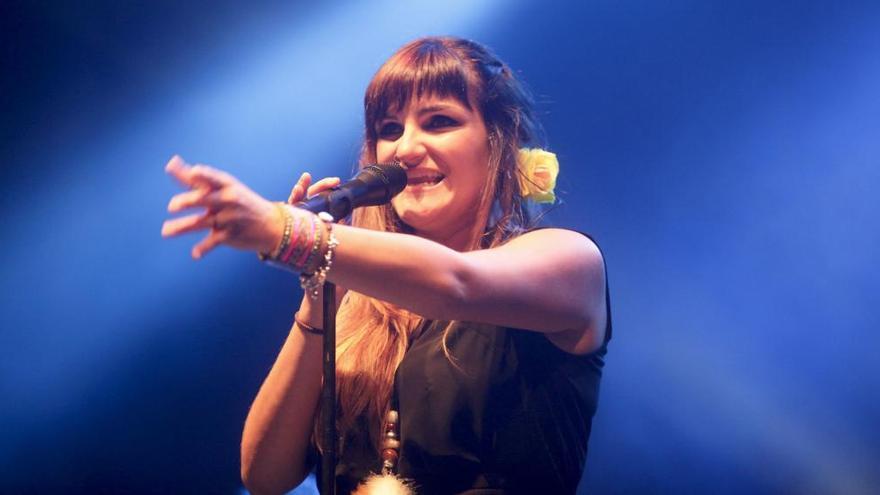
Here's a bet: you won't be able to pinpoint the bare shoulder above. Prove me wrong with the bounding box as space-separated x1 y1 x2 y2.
458 227 606 352
506 229 607 355
502 228 604 268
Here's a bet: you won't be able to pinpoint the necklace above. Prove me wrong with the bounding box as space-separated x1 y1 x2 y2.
381 409 401 474
351 409 414 494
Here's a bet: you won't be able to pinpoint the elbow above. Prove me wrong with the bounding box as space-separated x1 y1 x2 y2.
442 261 472 318
240 451 305 495
423 259 474 321
241 480 284 495
402 253 473 321
412 281 468 321
241 467 300 495
240 462 275 495
241 467 272 495
241 466 272 495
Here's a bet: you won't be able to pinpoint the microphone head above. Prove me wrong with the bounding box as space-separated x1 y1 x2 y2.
298 162 409 218
358 162 408 203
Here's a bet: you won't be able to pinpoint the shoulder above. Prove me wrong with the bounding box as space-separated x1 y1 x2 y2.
510 228 608 355
502 228 605 269
452 227 607 352
506 227 598 246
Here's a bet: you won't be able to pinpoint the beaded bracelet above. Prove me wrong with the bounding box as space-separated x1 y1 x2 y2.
300 213 324 275
258 202 293 261
259 205 317 273
300 212 339 300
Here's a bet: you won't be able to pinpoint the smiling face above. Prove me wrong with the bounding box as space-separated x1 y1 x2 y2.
356 37 541 251
375 95 491 249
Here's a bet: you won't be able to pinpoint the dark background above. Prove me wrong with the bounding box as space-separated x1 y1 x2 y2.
2 1 878 493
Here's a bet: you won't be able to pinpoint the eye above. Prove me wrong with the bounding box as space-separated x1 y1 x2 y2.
377 122 403 140
426 115 458 129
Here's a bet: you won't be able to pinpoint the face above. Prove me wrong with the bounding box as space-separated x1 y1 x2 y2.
375 95 491 248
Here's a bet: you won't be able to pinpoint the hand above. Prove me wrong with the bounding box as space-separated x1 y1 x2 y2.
286 172 347 322
286 172 341 205
162 155 283 259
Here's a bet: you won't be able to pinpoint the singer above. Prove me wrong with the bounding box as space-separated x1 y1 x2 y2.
162 37 610 494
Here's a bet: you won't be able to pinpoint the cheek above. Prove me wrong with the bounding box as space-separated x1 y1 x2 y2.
375 143 393 162
461 153 491 188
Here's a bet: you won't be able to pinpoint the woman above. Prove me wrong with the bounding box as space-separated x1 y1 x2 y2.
163 37 610 494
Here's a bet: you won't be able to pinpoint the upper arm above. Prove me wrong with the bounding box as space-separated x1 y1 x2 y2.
452 229 607 355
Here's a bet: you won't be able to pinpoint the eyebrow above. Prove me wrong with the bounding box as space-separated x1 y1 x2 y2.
416 104 455 116
379 104 459 122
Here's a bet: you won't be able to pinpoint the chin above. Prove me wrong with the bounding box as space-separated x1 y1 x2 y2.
394 195 440 220
395 208 437 232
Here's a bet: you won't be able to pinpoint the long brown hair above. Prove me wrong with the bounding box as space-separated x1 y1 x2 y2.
316 36 545 454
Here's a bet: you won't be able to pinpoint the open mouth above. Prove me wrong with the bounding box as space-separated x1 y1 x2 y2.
407 174 445 188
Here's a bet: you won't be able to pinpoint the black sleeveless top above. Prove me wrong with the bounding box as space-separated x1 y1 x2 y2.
321 240 612 494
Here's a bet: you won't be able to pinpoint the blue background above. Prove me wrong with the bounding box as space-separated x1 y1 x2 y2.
1 1 878 493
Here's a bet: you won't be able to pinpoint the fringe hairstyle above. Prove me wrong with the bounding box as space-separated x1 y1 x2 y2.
314 36 545 456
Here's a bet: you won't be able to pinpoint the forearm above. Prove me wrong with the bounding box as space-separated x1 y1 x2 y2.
325 225 469 320
240 324 323 494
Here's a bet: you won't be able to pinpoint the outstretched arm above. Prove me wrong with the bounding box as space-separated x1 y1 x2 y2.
162 156 606 354
325 225 606 354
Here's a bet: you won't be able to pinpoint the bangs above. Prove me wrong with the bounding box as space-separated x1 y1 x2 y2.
365 40 476 140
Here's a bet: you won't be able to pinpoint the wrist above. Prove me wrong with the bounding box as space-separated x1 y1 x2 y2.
296 300 324 328
261 202 288 256
293 312 323 335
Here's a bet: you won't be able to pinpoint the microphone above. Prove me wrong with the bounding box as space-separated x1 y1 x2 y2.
296 163 408 219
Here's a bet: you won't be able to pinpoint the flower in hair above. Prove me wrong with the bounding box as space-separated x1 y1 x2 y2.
516 148 558 203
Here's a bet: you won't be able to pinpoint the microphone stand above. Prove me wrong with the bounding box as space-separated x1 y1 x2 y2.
299 165 406 493
320 282 336 495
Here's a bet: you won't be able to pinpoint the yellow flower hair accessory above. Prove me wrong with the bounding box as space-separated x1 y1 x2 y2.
516 148 559 204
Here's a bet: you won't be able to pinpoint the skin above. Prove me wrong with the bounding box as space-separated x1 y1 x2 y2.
161 96 607 494
377 96 492 251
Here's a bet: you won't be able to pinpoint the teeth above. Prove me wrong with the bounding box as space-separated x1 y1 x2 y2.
409 175 444 185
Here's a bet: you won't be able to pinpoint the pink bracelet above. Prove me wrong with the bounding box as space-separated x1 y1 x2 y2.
279 213 302 263
295 215 317 269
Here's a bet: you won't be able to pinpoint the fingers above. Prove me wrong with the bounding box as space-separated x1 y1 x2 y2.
287 174 341 204
167 187 211 213
288 173 312 204
165 155 236 190
166 155 202 187
169 187 242 213
306 177 341 198
161 212 214 237
189 165 236 189
192 229 228 259
165 155 187 179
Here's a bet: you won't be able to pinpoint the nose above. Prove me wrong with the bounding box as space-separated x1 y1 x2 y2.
393 123 425 168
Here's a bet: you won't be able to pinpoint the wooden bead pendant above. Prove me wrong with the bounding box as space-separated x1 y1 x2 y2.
381 409 400 475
